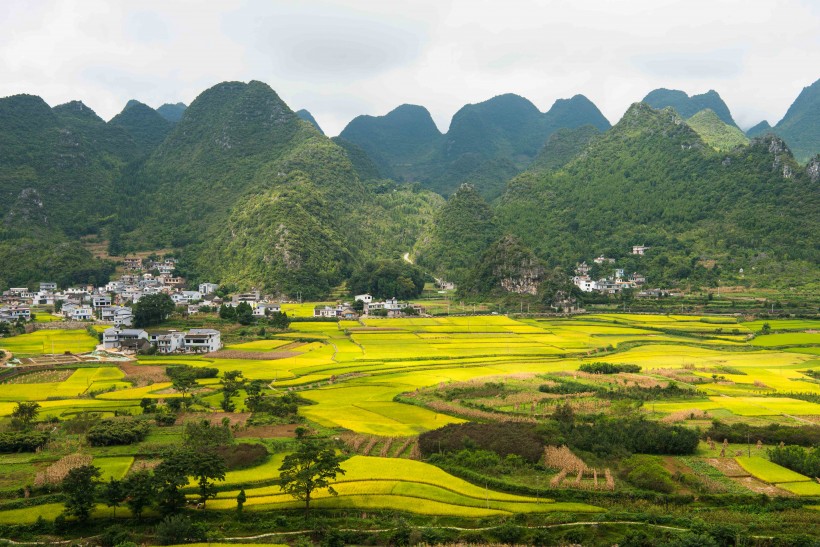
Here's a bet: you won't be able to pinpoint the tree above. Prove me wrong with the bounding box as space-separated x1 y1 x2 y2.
122 470 155 520
220 370 244 412
11 401 40 429
133 293 175 327
278 438 347 513
103 478 125 517
170 368 197 401
236 489 246 514
154 450 191 515
348 260 426 300
236 302 254 325
188 451 227 507
219 304 236 321
62 465 101 523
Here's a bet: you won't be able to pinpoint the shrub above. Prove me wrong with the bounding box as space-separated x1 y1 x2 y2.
578 362 642 374
166 365 218 380
155 514 206 545
86 420 150 446
0 430 50 452
214 443 268 470
418 422 544 462
622 455 676 493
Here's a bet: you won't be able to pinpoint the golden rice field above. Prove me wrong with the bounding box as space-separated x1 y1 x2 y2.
0 329 98 356
206 456 602 516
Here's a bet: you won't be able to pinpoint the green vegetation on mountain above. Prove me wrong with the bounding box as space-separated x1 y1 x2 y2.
530 125 601 172
156 102 186 123
109 100 173 154
773 77 820 163
340 94 611 199
686 109 749 151
348 259 426 300
339 104 441 180
415 184 499 285
108 81 443 298
497 103 819 288
0 95 133 287
460 235 545 296
746 120 772 138
296 109 324 134
643 88 737 126
331 137 382 181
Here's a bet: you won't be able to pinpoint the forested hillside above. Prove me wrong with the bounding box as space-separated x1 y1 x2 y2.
111 81 443 298
496 103 819 287
0 95 135 287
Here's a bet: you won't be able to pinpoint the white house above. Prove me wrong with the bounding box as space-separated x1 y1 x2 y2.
632 245 650 255
198 283 219 295
354 294 373 304
253 302 281 316
62 304 93 321
92 295 112 309
39 282 57 291
0 306 31 322
572 276 597 292
183 329 221 353
102 328 149 350
148 330 185 354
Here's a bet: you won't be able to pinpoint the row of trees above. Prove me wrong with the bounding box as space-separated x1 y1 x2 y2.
218 303 290 328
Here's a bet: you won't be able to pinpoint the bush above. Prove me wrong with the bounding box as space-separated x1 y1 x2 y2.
155 514 205 545
166 365 218 380
622 455 676 493
579 362 641 374
418 422 544 463
0 430 50 452
214 443 268 470
569 417 699 457
86 420 150 446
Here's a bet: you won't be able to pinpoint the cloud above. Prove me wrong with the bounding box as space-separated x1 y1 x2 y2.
0 0 817 135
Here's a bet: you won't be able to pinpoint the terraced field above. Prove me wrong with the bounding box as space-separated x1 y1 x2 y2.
0 311 818 528
206 456 602 516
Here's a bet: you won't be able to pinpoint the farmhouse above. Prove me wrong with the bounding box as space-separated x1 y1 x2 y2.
62 304 93 321
183 329 222 353
253 302 281 317
92 295 112 309
593 255 615 265
39 282 57 291
198 282 219 295
148 330 185 353
0 306 31 322
123 257 143 270
354 294 373 304
102 328 149 350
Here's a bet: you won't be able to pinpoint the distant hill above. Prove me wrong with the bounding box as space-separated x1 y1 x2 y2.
109 100 173 154
746 120 772 138
530 125 601 172
773 78 820 163
157 102 187 123
414 183 499 285
339 93 611 199
687 109 749 151
0 95 133 287
339 104 442 180
296 109 324 134
115 81 443 298
643 88 737 127
496 103 818 287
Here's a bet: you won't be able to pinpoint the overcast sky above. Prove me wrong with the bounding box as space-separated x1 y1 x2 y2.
2 0 818 135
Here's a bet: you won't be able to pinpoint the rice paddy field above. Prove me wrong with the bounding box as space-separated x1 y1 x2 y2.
0 311 818 532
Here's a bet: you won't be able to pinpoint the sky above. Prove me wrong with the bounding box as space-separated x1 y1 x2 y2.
1 0 819 135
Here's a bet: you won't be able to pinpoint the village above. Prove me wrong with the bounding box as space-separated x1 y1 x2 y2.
0 256 428 354
570 245 681 298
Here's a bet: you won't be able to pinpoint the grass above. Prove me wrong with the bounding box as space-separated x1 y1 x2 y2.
751 333 820 347
735 457 811 484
